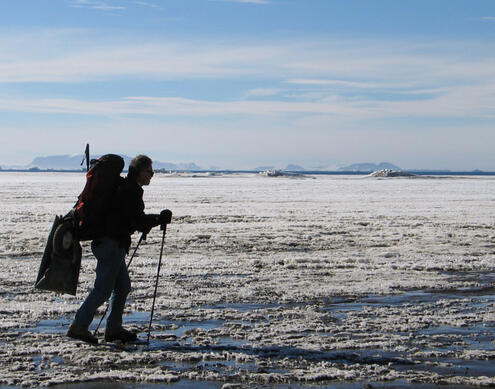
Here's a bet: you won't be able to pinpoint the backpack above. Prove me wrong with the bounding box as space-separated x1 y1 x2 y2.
35 214 82 295
72 154 125 241
35 153 124 295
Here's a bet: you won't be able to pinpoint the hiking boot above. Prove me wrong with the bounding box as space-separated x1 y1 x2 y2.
104 327 137 343
67 324 98 345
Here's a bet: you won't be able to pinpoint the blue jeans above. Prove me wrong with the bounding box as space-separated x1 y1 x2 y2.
73 238 131 332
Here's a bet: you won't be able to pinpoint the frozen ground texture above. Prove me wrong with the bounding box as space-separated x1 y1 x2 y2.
0 172 494 388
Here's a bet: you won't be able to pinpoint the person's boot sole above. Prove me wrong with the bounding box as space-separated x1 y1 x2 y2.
67 328 98 345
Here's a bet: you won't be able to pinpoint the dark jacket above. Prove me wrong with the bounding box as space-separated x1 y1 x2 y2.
104 177 159 251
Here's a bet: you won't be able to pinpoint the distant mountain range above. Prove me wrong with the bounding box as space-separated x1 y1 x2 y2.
6 155 405 172
336 162 401 171
26 154 202 171
254 164 306 171
2 156 482 173
270 162 401 172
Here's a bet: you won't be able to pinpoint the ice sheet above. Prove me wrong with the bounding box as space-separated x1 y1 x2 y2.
0 172 494 387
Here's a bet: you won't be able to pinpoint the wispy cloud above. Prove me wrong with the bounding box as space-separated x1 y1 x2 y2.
0 96 355 116
1 30 495 122
69 0 164 10
245 88 281 97
133 1 161 8
287 79 384 89
481 16 495 21
69 0 126 10
285 79 450 97
0 37 295 82
2 32 494 87
2 80 495 120
212 0 269 4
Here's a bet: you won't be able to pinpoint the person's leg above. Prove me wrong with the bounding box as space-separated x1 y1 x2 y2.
106 260 131 331
104 259 137 342
72 238 125 329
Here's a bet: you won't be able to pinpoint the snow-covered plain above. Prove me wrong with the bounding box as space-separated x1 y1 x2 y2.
0 172 494 388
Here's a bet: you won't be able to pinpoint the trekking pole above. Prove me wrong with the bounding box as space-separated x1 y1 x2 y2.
93 232 146 336
146 223 167 345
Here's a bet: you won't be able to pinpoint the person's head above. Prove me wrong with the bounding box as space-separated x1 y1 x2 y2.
128 155 154 186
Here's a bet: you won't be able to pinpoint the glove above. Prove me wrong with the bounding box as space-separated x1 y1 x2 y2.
158 209 172 227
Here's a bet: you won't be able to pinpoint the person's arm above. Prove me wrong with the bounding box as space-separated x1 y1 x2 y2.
123 185 160 234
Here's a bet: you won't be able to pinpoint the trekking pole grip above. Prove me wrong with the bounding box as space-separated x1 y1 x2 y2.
159 209 172 230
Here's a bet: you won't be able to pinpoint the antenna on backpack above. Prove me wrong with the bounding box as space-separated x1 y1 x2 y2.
80 144 90 172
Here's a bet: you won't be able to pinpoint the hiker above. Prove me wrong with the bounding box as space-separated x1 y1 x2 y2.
67 154 172 344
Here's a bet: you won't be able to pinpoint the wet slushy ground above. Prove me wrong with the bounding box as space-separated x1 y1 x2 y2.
0 172 494 388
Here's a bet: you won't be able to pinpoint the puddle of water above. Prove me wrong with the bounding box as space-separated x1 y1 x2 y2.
464 332 495 351
324 289 495 321
361 290 430 305
158 319 224 337
160 360 198 372
420 323 488 336
217 336 247 347
199 302 280 311
123 310 149 323
27 380 224 389
105 311 224 337
145 318 252 350
442 358 495 377
17 310 152 336
394 357 495 379
418 322 495 354
160 358 289 378
20 318 70 334
322 291 432 319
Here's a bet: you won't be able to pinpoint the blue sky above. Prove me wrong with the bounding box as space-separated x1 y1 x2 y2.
1 0 494 170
